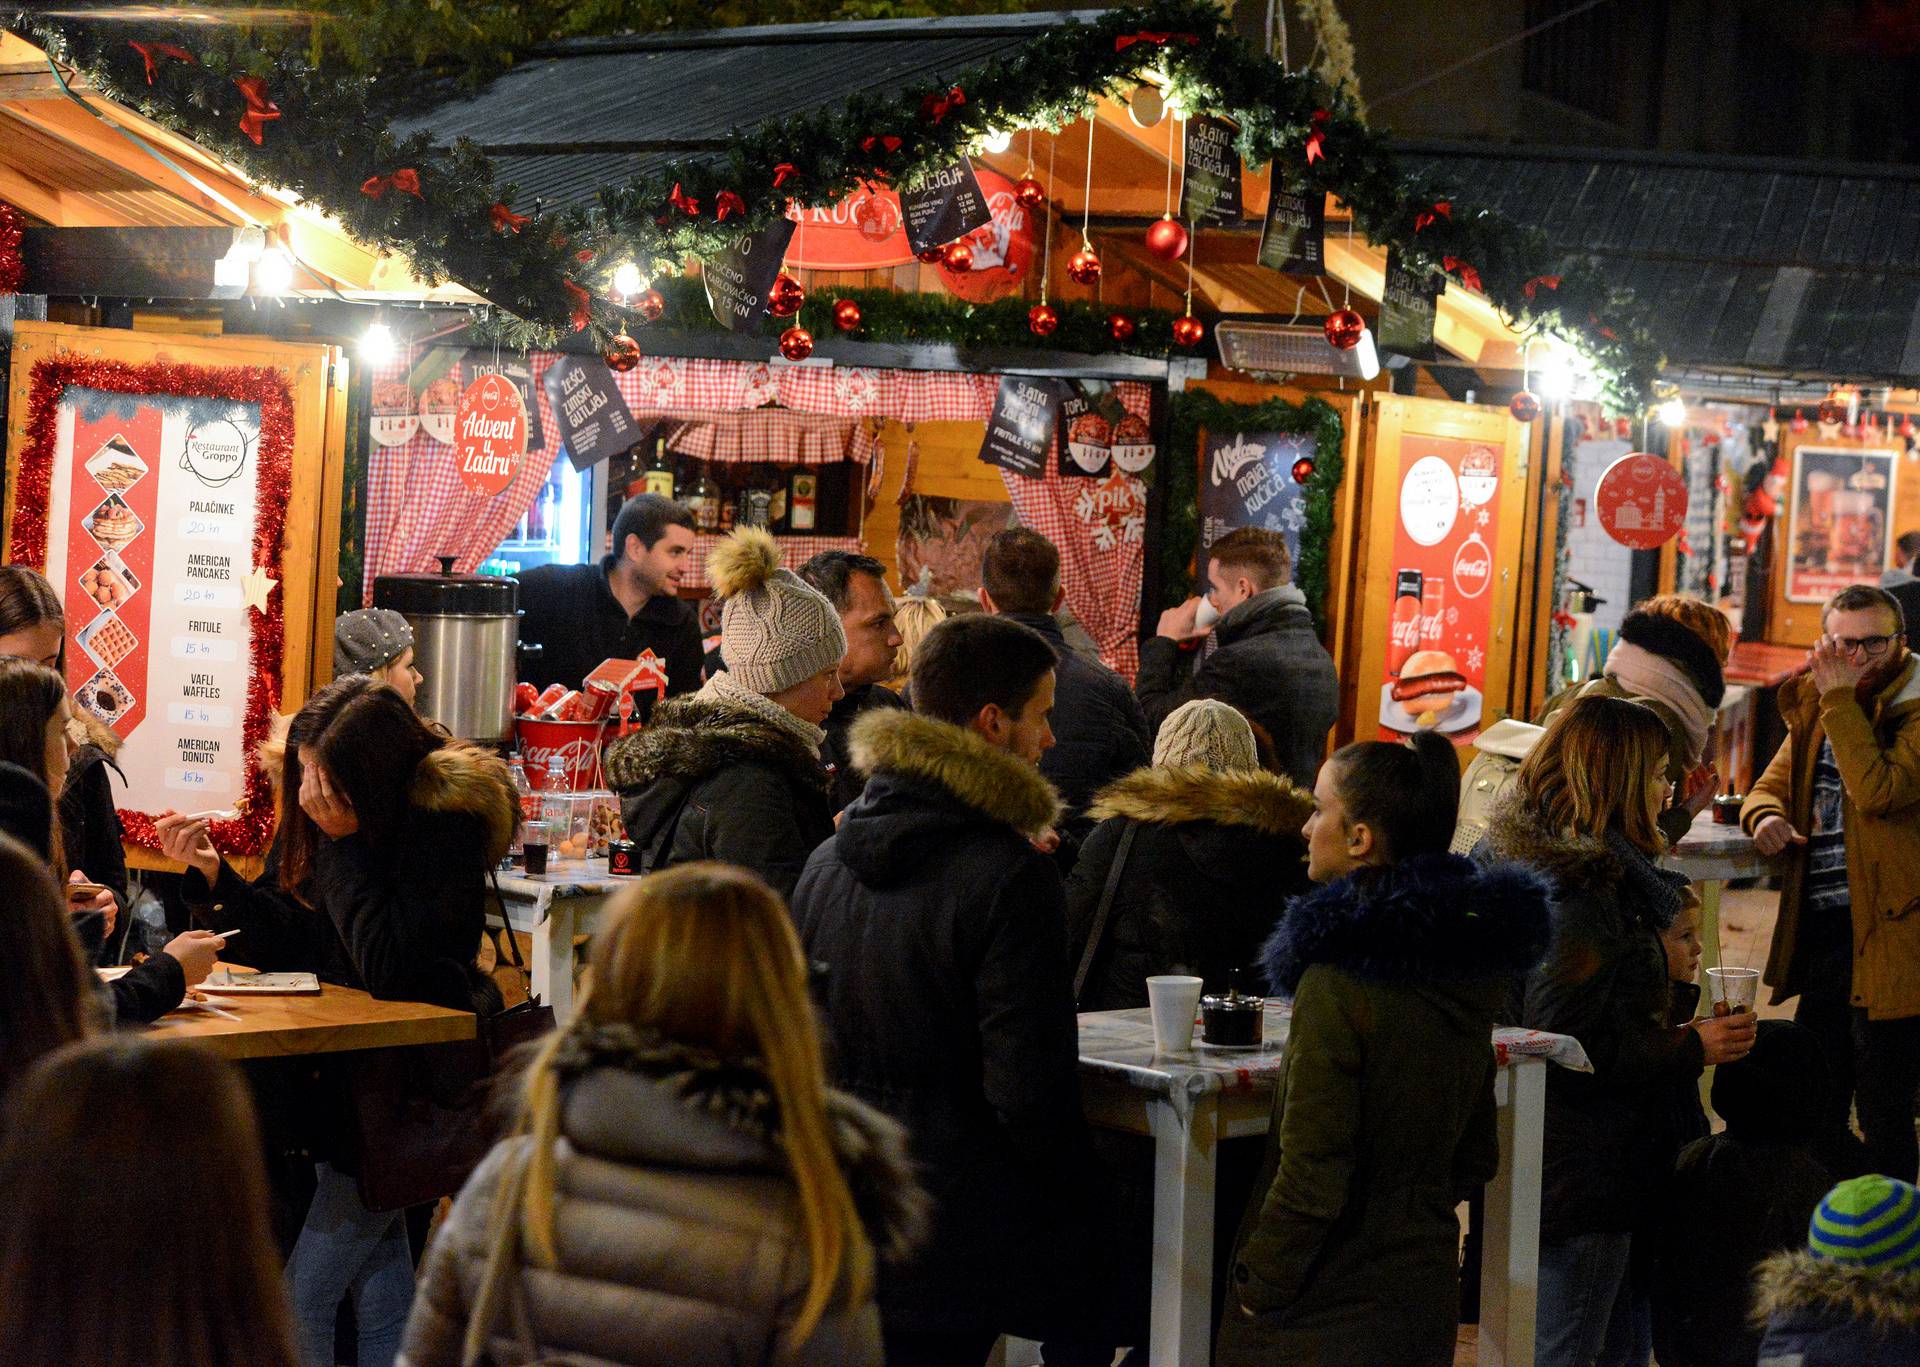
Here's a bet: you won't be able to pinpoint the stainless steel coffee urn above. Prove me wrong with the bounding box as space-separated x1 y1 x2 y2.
372 558 518 743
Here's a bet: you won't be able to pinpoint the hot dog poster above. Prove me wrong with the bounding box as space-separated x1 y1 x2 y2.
41 389 262 817
1377 433 1502 743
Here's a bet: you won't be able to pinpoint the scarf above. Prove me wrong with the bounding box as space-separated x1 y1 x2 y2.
1602 639 1716 766
698 671 827 751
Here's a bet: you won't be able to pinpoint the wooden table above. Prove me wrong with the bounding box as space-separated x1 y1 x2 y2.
1725 641 1807 689
490 857 627 1023
146 978 475 1059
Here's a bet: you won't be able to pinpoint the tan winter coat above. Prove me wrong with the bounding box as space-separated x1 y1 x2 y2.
1743 654 1920 1018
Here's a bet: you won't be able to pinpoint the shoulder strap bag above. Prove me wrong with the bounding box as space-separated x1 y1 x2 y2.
1072 819 1137 1010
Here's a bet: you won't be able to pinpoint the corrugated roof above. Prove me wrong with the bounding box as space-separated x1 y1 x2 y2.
1399 141 1920 383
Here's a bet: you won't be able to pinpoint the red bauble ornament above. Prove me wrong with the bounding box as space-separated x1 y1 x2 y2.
1144 216 1189 262
768 274 806 318
832 298 862 333
1107 312 1136 343
941 240 974 271
1014 177 1047 211
633 289 665 324
1509 390 1542 423
779 325 814 361
1171 315 1205 348
1790 408 1809 434
1027 303 1060 336
916 246 944 265
604 332 642 372
1818 398 1844 426
1291 457 1315 484
1066 247 1102 286
1323 308 1365 351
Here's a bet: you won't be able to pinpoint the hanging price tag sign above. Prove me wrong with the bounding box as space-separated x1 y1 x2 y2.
454 374 527 496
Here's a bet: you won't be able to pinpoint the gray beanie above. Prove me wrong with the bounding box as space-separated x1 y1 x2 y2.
1154 698 1257 770
708 528 846 695
333 608 413 675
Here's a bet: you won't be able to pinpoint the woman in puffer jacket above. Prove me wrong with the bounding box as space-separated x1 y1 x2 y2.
400 862 928 1367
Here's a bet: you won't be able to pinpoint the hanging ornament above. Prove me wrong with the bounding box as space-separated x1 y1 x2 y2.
832 298 862 333
1790 408 1809 434
1291 457 1316 484
1144 217 1189 262
1818 398 1844 426
941 240 974 271
1323 308 1365 351
779 325 814 361
603 332 642 372
1107 312 1136 343
1127 84 1166 128
1067 246 1102 286
1509 391 1542 423
768 274 806 318
916 246 944 265
1027 303 1060 336
1014 177 1047 211
1761 406 1780 443
1171 315 1205 348
633 289 665 324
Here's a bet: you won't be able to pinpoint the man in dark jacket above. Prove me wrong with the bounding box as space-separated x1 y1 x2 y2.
799 549 906 814
793 614 1115 1366
515 493 704 695
1136 526 1338 789
981 528 1148 838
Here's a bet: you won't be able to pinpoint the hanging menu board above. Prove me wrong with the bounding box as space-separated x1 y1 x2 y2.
1181 116 1243 226
899 159 993 255
542 354 641 471
1379 250 1442 361
978 375 1060 478
703 217 799 333
1257 179 1325 274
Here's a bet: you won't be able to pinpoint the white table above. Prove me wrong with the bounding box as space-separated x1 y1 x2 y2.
489 858 624 1022
1072 1005 1589 1367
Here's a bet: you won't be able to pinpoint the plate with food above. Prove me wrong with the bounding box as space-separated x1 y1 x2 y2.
83 494 143 553
77 612 138 671
1066 413 1111 475
370 379 421 447
85 434 149 493
418 375 460 444
1379 649 1482 735
75 668 136 727
1110 413 1156 473
77 554 138 613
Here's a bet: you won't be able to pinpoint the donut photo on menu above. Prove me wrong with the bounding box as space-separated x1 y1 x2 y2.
1380 648 1483 735
83 494 143 553
76 611 138 671
84 434 149 494
74 668 135 727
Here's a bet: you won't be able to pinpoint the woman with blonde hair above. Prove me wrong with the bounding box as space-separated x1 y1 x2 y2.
1480 694 1756 1367
885 587 947 695
401 862 926 1367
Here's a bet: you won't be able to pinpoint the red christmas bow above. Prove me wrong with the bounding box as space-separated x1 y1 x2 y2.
772 163 797 188
488 202 529 234
1115 30 1197 51
668 182 700 216
232 76 279 145
1305 109 1330 165
921 86 966 123
563 279 591 333
1523 274 1562 298
1413 200 1452 232
576 248 595 263
862 135 903 158
714 190 746 221
128 40 194 85
360 169 422 200
1441 256 1482 292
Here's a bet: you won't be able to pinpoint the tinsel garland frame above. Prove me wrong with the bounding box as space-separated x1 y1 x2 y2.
0 201 23 295
1163 389 1345 633
6 352 293 856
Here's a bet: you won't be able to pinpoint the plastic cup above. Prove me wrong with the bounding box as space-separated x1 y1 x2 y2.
521 821 552 877
1707 966 1760 1017
1146 975 1204 1053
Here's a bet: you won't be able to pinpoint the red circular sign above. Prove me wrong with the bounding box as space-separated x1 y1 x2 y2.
936 168 1038 304
454 374 527 496
1595 451 1688 549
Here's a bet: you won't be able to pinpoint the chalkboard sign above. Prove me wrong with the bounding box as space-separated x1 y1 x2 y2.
1181 116 1243 226
703 217 799 333
1257 179 1324 275
978 375 1060 478
541 355 642 471
900 159 992 255
1378 249 1442 362
1196 428 1313 587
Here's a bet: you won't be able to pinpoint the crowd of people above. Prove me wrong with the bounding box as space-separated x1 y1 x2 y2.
3 493 1920 1367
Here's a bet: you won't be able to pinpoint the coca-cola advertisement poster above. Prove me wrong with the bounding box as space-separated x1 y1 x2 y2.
1378 434 1503 744
1196 429 1311 587
1786 446 1897 603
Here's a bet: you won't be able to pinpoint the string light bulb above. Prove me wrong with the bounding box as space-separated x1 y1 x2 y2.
1658 397 1688 429
611 262 644 298
360 321 397 363
253 246 293 295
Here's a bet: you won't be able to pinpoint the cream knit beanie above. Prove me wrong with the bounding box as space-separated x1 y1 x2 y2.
1153 698 1258 771
708 528 847 696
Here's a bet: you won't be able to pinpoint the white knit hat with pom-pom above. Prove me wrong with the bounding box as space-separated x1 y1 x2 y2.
707 527 847 695
1153 698 1258 771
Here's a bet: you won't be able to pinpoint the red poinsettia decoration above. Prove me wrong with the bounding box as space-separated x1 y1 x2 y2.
360 169 422 200
232 76 279 145
1523 274 1562 299
128 40 195 85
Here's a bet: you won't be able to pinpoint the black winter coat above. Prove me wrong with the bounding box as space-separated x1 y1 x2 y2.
1065 764 1312 1011
792 708 1105 1340
61 725 132 961
1755 1254 1920 1366
1479 805 1704 1241
1000 611 1150 836
1218 855 1551 1367
605 692 834 903
1135 588 1339 790
820 682 906 814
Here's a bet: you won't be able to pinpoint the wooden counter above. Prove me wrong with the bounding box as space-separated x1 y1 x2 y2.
146 978 474 1060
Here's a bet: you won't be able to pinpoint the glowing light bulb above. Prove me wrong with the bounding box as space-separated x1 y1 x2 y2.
981 128 1013 154
1658 397 1687 429
360 322 397 363
253 246 293 295
612 262 644 298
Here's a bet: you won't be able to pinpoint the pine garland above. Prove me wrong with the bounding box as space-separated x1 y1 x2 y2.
17 0 1663 407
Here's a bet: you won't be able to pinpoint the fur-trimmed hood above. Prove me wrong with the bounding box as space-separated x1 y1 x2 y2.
552 1023 929 1261
847 708 1060 837
1753 1249 1920 1334
1481 798 1688 928
604 695 829 797
1087 764 1312 835
410 742 519 865
1261 853 1551 996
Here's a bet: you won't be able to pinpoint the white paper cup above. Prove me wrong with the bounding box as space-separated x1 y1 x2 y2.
1147 975 1204 1053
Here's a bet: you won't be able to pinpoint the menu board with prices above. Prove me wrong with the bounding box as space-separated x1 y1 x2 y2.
978 376 1061 478
703 217 799 333
45 390 261 814
899 159 993 255
1379 250 1442 361
1785 446 1897 602
1257 179 1325 275
1181 116 1243 226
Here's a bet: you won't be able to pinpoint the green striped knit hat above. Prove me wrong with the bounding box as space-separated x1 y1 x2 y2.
1809 1176 1920 1269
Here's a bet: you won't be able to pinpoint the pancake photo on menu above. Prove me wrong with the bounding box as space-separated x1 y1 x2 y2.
83 493 143 554
85 434 149 493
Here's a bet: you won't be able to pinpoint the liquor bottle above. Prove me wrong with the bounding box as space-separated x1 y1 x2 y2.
689 473 721 532
644 437 675 499
789 470 817 531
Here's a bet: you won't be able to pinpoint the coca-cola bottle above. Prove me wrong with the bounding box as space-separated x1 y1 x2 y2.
1387 570 1423 677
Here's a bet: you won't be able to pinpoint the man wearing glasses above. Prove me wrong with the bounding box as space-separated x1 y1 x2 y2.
1744 584 1920 1181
